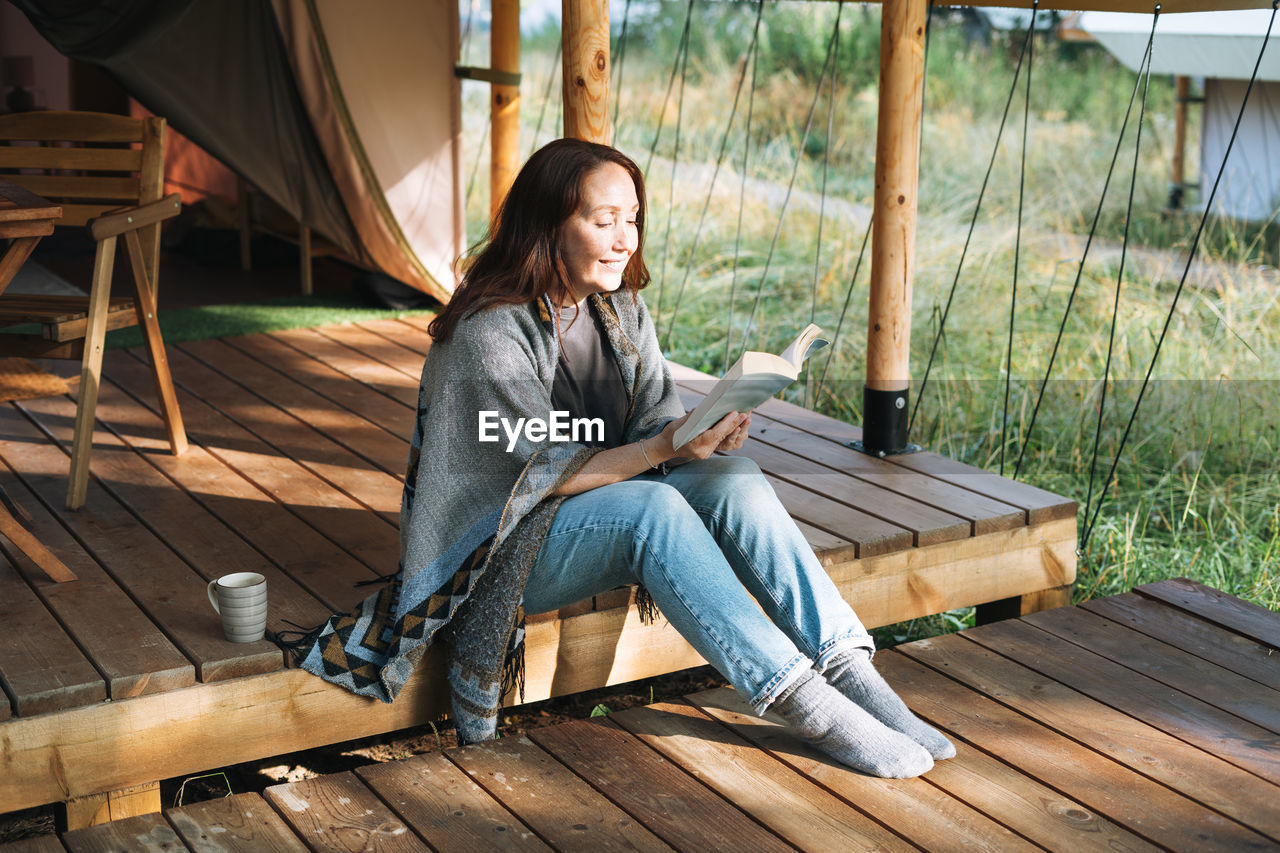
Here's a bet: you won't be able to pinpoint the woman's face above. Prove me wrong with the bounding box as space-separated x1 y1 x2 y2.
559 162 640 304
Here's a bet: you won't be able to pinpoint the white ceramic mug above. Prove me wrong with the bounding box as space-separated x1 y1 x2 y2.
207 572 268 643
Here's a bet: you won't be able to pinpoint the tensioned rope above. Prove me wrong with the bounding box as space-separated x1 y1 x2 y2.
1080 0 1278 552
816 0 935 404
908 9 1038 434
611 0 634 132
1082 14 1155 550
1012 10 1161 479
723 0 765 373
739 8 846 361
661 0 767 351
1000 0 1038 477
643 0 696 178
653 0 696 326
530 41 564 157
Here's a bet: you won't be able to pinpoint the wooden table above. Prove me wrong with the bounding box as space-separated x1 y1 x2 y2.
13 577 1277 852
0 179 75 584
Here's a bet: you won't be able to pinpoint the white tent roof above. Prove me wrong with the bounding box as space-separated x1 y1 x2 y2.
1078 10 1280 81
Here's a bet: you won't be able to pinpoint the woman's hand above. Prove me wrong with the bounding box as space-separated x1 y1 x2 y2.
655 411 750 461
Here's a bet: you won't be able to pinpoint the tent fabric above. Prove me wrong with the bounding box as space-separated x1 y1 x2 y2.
272 0 462 302
10 0 463 300
1077 11 1280 82
1201 79 1280 222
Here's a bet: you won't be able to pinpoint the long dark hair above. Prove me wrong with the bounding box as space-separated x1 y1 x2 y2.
427 138 650 343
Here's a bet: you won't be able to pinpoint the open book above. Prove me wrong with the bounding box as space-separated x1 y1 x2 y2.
672 324 828 450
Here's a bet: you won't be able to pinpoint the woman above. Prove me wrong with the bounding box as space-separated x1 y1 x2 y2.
294 139 952 779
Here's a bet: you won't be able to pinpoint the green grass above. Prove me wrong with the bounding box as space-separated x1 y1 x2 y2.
102 295 435 351
462 11 1280 632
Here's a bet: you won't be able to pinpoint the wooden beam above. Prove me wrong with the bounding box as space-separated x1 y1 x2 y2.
491 0 521 219
0 516 1074 813
1170 75 1191 210
863 0 925 454
811 0 1274 10
562 0 611 143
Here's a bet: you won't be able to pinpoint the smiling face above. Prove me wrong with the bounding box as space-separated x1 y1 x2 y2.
558 162 641 305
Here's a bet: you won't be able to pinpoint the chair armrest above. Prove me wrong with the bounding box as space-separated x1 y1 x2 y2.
88 193 182 241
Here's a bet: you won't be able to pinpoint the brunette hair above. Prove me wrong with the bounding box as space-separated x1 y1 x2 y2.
427 138 650 343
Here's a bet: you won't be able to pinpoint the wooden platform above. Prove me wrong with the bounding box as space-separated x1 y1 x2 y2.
0 316 1075 820
7 578 1276 852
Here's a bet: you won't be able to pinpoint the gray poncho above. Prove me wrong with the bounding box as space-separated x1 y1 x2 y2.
292 291 683 741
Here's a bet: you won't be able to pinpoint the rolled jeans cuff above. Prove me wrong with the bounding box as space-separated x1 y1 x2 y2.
750 652 811 715
813 630 876 673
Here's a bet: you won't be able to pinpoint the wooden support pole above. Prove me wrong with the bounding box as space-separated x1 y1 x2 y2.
492 0 521 220
561 0 611 143
863 0 926 456
1170 75 1190 210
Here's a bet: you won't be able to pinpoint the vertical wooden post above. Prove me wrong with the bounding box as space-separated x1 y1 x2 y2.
491 0 521 219
863 0 926 456
562 0 610 143
1169 75 1190 210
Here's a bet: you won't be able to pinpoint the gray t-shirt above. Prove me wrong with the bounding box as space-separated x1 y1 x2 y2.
551 301 628 448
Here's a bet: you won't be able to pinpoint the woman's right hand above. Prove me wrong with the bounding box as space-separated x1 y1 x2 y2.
655 411 749 462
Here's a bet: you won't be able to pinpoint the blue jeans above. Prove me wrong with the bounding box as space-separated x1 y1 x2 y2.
525 455 873 713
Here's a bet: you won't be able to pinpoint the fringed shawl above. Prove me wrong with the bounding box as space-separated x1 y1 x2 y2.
289 291 683 738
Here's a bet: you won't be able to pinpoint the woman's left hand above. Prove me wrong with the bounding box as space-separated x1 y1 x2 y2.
715 412 751 452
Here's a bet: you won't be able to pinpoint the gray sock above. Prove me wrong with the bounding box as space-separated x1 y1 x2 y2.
825 649 956 760
770 669 933 778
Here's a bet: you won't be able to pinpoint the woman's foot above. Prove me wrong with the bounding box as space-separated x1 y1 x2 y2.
824 649 956 760
771 669 934 778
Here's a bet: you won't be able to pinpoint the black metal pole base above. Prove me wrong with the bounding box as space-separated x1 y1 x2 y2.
852 385 920 458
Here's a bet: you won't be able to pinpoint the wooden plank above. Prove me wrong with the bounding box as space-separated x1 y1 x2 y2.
1023 605 1280 735
0 111 147 143
667 362 1076 524
316 324 424 380
167 792 307 852
1136 577 1280 650
45 370 379 612
357 750 550 853
670 363 1018 535
12 175 139 202
181 338 409 477
0 147 142 173
964 617 1280 784
263 772 426 852
764 472 913 558
735 406 1024 536
354 318 434 357
1084 592 1280 692
611 702 916 851
61 811 186 852
684 687 1036 852
0 549 105 716
528 718 795 853
15 391 339 636
0 460 194 701
224 333 413 448
269 328 418 408
166 342 401 523
62 782 162 833
446 735 674 852
104 349 398 577
0 405 284 683
726 436 971 548
898 632 1280 841
876 649 1277 851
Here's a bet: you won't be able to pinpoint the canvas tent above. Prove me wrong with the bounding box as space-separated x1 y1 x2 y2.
1079 10 1280 222
7 0 464 302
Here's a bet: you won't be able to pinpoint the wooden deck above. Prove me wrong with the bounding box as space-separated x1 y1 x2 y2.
6 578 1276 852
0 316 1074 820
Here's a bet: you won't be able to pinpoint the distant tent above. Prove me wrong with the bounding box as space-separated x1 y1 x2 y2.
10 0 463 302
1080 10 1280 223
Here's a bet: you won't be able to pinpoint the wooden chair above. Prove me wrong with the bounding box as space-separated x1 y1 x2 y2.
0 110 187 509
